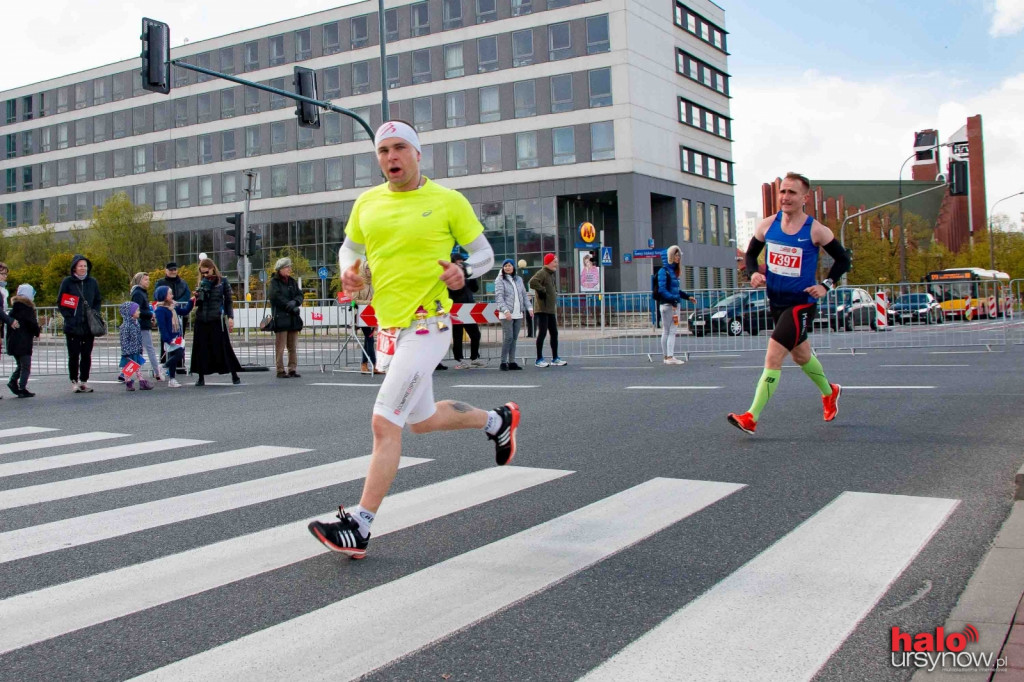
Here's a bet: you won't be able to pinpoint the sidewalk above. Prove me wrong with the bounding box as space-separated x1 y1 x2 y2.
913 464 1024 680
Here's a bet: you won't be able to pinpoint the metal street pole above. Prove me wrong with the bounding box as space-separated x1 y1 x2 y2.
897 151 916 284
378 0 389 121
599 229 606 333
988 191 1024 270
242 170 256 343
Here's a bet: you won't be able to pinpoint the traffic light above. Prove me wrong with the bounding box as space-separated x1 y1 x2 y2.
140 18 171 95
293 66 320 129
949 160 968 196
246 228 262 258
225 213 243 257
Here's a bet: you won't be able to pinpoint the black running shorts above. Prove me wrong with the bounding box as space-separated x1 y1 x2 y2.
770 303 817 351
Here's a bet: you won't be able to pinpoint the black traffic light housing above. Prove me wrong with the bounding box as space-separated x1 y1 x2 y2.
247 229 262 259
225 213 244 257
141 18 171 95
293 66 320 129
949 160 968 196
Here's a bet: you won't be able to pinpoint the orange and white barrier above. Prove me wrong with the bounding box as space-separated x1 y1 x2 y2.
355 303 502 328
988 296 997 318
963 297 975 321
874 291 889 331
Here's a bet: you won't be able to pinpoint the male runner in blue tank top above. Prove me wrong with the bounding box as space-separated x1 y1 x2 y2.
727 172 851 434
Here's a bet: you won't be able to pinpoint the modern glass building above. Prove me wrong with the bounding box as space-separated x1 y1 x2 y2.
0 0 736 294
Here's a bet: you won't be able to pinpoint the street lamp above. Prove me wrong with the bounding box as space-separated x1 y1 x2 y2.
896 151 917 284
988 190 1024 270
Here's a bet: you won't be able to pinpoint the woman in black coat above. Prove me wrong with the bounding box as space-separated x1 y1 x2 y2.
7 284 41 397
190 258 242 386
56 254 102 393
267 257 304 378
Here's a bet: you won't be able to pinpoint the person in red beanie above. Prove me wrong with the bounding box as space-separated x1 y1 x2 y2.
528 253 565 367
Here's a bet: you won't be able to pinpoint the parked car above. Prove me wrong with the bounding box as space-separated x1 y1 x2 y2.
688 289 774 336
816 287 877 331
887 292 945 324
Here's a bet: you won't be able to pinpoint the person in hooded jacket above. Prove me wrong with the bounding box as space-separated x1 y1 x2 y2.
268 257 304 378
494 259 532 371
190 258 242 386
449 250 484 369
56 254 102 393
6 284 40 398
130 272 164 381
0 263 18 348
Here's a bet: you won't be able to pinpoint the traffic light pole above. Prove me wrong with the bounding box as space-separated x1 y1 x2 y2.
242 170 257 344
168 61 376 141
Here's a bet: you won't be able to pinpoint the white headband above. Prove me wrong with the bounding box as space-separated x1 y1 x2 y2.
374 121 421 152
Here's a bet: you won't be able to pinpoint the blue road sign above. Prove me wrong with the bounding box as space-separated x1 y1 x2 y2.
624 253 633 264
600 247 613 266
318 266 329 280
632 249 661 259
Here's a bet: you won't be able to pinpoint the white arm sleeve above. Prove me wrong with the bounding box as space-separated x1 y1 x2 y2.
462 234 494 278
338 237 366 272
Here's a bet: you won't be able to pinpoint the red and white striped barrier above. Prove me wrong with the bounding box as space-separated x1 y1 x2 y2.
355 303 502 328
874 291 889 331
988 296 997 318
964 297 975 321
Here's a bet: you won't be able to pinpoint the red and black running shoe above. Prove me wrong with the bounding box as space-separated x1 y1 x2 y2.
307 506 370 560
488 402 520 466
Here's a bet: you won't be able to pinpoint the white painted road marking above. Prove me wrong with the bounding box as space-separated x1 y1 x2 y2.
0 427 59 439
0 432 129 456
133 478 745 681
0 439 211 479
450 384 540 389
839 386 935 390
625 386 721 390
580 491 957 682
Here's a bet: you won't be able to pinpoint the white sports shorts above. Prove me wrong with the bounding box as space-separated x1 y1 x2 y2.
373 321 452 427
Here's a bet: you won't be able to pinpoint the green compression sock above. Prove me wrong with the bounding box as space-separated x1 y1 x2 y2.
800 355 833 396
748 368 781 420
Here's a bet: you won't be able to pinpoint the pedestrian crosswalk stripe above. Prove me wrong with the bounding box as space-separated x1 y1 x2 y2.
0 432 129 456
0 456 430 565
0 439 212 479
0 466 572 655
0 427 59 439
0 446 310 511
133 477 744 682
625 386 721 390
578 491 958 682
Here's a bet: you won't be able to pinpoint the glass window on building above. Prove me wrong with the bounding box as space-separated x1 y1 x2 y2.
682 198 691 241
413 49 431 84
294 27 311 60
352 107 371 140
443 0 462 29
477 0 497 23
57 159 69 185
198 93 213 123
245 86 260 114
220 47 235 74
112 111 128 139
298 161 315 194
709 204 718 246
177 179 191 208
550 74 573 113
22 167 33 191
199 176 214 206
322 67 341 99
271 166 288 197
222 131 237 160
447 140 468 176
385 9 399 41
74 120 87 147
57 123 68 149
723 207 732 243
511 0 532 16
587 15 610 54
271 122 288 154
5 100 16 124
222 173 237 202
154 142 169 171
246 126 261 157
5 168 15 193
174 99 188 127
57 196 69 221
549 22 571 60
323 22 340 54
444 44 464 79
589 68 612 107
73 157 87 183
552 127 575 165
446 92 466 128
323 113 342 144
111 75 125 102
479 86 500 123
57 87 69 113
325 158 342 190
154 182 168 210
386 55 399 88
478 36 498 73
514 80 536 118
134 146 147 174
5 134 15 158
93 77 108 104
354 154 374 186
133 185 147 208
269 35 285 66
695 201 705 243
199 134 214 164
21 131 33 156
40 163 51 188
153 103 167 131
74 83 88 110
175 138 190 168
221 89 236 118
513 29 533 67
352 61 370 93
41 127 52 152
411 2 430 37
421 144 434 177
481 136 501 173
590 121 614 161
270 78 286 109
244 41 259 71
413 97 432 131
196 52 212 82
516 131 538 169
297 126 314 150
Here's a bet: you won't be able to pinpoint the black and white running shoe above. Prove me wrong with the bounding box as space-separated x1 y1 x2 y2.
307 506 370 560
488 402 521 466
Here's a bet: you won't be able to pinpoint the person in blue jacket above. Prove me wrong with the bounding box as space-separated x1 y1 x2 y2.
153 285 194 388
657 245 697 365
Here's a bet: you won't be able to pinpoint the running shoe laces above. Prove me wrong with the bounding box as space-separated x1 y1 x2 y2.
307 507 370 559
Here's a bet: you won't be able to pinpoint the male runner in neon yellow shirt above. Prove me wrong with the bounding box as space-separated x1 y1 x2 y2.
308 120 519 559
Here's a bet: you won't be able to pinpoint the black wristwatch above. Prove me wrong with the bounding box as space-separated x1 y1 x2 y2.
820 278 835 291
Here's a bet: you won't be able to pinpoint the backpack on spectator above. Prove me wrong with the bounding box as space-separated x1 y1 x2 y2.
651 267 668 304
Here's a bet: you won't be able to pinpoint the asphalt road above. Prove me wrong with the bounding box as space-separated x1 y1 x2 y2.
0 345 1021 681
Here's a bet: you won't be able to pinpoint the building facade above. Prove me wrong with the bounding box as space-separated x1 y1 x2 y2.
1 0 736 294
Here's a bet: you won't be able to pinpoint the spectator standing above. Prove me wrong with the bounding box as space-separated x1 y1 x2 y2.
57 254 101 393
118 302 154 391
6 284 40 398
0 263 13 350
494 259 531 371
656 245 697 365
268 257 304 378
155 261 192 374
529 253 566 367
154 285 193 388
350 259 382 374
449 250 485 369
190 258 242 386
130 272 164 380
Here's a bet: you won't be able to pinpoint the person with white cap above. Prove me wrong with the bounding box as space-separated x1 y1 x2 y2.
268 256 305 378
6 284 40 397
656 245 697 365
308 119 518 560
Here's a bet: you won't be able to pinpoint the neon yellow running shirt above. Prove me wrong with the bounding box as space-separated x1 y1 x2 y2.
345 178 483 328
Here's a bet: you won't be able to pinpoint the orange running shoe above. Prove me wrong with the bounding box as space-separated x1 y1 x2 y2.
727 411 757 435
822 383 841 422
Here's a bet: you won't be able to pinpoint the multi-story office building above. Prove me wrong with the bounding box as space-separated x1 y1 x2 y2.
0 0 736 294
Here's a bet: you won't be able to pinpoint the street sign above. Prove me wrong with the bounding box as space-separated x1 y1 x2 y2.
600 246 613 266
318 266 329 280
575 221 599 248
632 249 661 259
648 238 655 248
624 253 633 264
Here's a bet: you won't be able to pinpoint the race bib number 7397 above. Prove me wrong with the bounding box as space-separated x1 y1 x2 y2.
766 242 803 278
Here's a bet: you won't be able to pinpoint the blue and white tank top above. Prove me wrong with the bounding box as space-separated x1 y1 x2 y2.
764 212 817 307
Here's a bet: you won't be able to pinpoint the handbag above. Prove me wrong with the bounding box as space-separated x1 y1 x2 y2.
259 292 274 332
79 284 107 337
